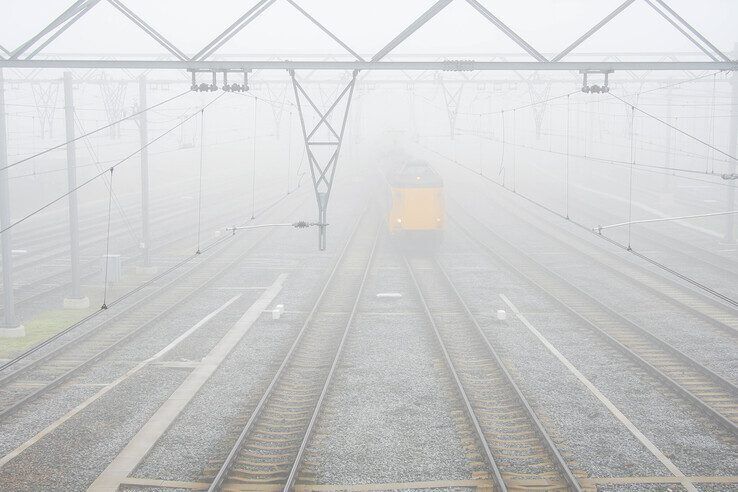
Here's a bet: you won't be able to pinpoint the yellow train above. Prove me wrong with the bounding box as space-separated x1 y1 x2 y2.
388 161 444 241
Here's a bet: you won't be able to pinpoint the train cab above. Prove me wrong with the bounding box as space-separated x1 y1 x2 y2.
388 161 445 242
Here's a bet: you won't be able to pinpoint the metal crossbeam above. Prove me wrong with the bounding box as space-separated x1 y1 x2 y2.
464 0 547 62
284 0 364 61
24 1 101 60
372 0 454 62
10 0 192 63
644 0 730 62
106 0 189 61
3 60 735 71
193 0 277 61
552 0 637 62
10 0 91 59
291 70 357 250
194 0 361 62
3 0 734 71
13 0 102 60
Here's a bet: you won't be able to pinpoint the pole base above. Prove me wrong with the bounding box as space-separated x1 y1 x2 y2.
0 325 25 338
64 296 90 310
135 266 159 275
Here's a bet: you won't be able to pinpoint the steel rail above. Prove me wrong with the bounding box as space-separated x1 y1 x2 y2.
207 206 371 492
0 197 248 315
403 255 505 491
470 188 738 338
283 224 380 490
452 210 738 436
0 178 289 315
405 255 583 491
0 194 309 420
434 257 583 490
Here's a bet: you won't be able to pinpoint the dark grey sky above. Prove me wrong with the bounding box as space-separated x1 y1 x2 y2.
2 0 736 57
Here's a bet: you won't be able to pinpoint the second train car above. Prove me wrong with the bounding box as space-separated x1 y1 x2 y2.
388 161 445 244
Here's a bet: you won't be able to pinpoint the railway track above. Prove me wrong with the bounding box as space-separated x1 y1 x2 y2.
575 195 738 286
1 174 287 289
404 255 583 491
206 209 379 491
1 188 285 317
452 208 738 436
0 192 310 420
458 188 738 338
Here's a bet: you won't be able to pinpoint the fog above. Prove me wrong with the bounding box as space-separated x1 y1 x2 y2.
0 1 737 490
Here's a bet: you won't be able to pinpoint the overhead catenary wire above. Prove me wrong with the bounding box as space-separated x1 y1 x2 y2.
627 104 636 249
101 167 114 310
251 97 258 220
73 110 140 244
0 92 226 236
498 111 505 180
624 70 727 97
565 95 570 219
0 176 308 374
418 90 736 173
419 143 738 309
415 88 580 118
608 91 738 163
196 109 205 254
707 73 718 173
1 90 191 173
453 126 738 188
596 210 738 232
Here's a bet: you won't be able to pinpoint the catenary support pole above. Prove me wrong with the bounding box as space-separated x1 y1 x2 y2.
63 71 88 309
0 68 23 335
138 75 153 271
726 56 737 244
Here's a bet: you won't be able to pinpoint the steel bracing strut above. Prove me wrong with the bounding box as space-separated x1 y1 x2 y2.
1 0 736 71
290 70 357 251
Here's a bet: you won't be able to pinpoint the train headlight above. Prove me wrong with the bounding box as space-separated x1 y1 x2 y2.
397 218 402 224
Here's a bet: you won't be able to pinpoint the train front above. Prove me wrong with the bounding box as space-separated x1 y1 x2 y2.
388 161 445 246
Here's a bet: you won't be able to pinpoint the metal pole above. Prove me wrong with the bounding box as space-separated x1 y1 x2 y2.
63 71 88 308
725 55 738 243
0 68 22 333
138 75 152 268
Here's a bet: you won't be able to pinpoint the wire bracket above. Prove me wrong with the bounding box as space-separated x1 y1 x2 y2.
580 69 613 94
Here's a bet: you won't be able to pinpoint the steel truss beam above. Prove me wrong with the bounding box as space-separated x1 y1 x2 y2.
291 70 357 250
2 0 734 71
1 60 735 71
